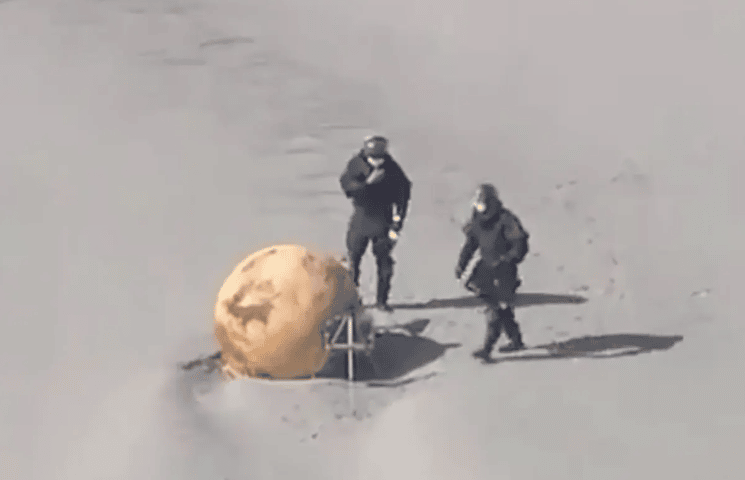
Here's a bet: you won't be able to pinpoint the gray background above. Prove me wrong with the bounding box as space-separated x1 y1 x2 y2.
1 0 743 479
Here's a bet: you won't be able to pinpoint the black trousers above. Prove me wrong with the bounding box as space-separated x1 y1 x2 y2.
467 260 523 349
346 224 395 304
480 298 523 350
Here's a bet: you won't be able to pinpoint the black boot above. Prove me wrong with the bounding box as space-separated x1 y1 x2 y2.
375 276 393 312
472 308 502 360
497 308 525 353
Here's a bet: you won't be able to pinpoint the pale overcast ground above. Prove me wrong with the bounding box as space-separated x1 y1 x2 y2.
1 0 744 479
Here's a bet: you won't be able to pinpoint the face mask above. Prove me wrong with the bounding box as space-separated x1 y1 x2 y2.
471 187 489 213
471 194 501 219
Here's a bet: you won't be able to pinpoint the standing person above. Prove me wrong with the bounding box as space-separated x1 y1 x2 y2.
454 184 530 359
339 135 412 312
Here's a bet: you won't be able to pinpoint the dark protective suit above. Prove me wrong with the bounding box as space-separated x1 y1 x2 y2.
456 207 530 353
339 150 412 305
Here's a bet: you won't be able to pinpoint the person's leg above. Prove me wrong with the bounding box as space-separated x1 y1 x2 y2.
472 299 503 359
371 235 395 311
497 305 525 352
345 227 369 287
494 265 525 352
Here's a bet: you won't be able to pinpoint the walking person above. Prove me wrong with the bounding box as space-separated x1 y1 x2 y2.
339 135 412 312
455 184 530 359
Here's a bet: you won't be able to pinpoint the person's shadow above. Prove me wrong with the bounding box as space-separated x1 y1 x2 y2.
382 292 588 310
316 318 460 386
483 333 684 364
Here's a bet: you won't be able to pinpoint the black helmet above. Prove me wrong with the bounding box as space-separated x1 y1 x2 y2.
472 183 502 218
362 135 389 159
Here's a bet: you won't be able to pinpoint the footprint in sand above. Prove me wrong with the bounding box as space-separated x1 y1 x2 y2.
162 58 206 66
199 36 255 49
285 135 325 155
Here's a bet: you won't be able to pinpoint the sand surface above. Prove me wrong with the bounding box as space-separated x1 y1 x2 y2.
1 0 743 479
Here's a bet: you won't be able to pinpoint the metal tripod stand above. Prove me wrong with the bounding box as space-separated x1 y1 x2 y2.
323 306 378 382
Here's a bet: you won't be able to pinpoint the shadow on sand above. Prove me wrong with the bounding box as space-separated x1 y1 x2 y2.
180 320 457 387
383 292 588 311
484 333 684 364
316 318 460 385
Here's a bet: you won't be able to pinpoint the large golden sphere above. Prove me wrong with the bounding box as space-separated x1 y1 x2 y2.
213 244 360 380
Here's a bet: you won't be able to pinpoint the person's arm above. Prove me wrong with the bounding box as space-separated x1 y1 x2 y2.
339 158 368 198
495 214 530 265
390 161 412 228
455 223 479 278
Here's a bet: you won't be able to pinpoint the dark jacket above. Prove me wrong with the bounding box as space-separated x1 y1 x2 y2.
457 208 529 272
339 151 412 225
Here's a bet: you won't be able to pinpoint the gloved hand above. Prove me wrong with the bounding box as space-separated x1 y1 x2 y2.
390 214 404 233
366 168 386 185
455 265 465 280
